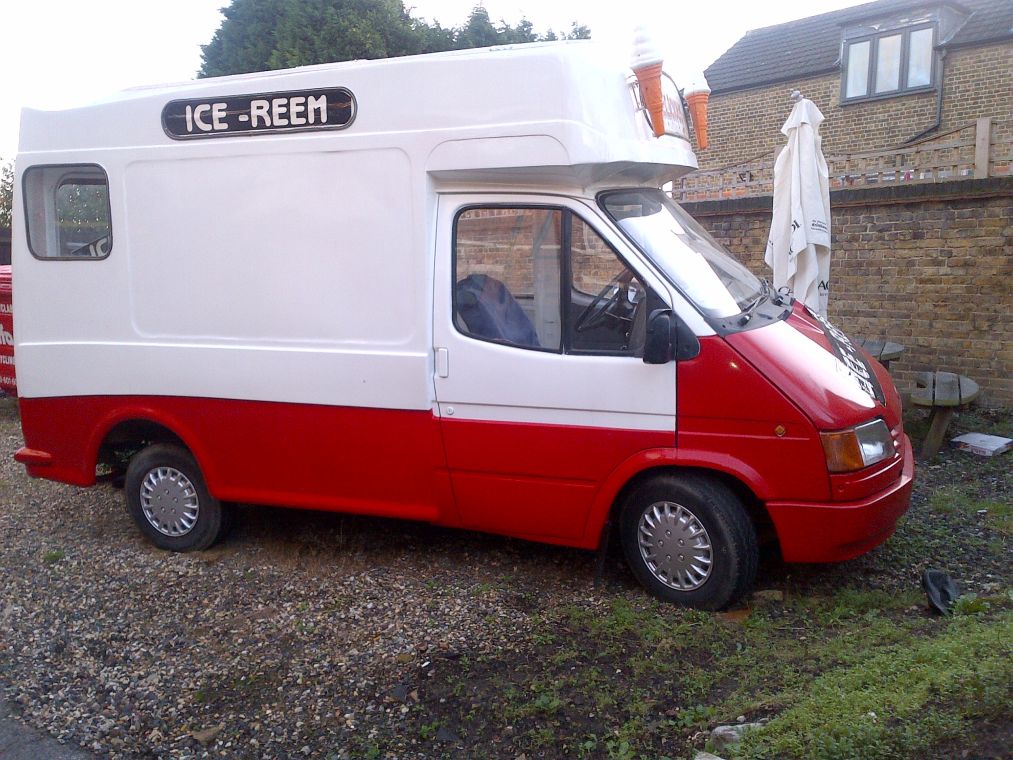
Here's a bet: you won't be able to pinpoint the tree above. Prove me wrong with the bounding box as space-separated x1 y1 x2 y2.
200 0 438 77
0 160 13 231
564 23 592 40
454 6 499 49
199 0 589 76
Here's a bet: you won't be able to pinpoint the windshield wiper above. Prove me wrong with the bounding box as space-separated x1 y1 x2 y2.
738 280 770 325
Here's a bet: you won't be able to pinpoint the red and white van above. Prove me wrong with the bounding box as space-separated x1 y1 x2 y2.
12 40 913 609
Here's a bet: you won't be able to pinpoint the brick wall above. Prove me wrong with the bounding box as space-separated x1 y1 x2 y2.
698 41 1013 170
682 178 1012 408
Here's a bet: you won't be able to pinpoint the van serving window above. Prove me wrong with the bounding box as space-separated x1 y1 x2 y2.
23 165 112 260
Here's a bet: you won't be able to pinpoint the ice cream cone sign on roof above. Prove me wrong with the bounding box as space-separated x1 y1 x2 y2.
630 27 708 150
685 79 711 150
631 26 666 138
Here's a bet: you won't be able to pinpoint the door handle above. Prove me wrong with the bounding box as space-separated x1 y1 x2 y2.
435 347 449 378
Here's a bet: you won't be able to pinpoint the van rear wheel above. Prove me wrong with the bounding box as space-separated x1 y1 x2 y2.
125 443 227 551
620 474 757 610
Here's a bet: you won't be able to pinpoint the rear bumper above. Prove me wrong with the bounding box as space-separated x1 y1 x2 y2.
766 434 914 563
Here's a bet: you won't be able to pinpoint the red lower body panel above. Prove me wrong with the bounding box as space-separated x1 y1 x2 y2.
18 395 453 523
438 418 672 545
765 434 914 562
17 395 914 562
15 395 671 548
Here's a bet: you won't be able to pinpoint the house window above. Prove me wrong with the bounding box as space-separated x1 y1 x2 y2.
843 24 935 101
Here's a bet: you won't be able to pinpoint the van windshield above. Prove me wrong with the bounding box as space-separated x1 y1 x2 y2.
599 189 763 319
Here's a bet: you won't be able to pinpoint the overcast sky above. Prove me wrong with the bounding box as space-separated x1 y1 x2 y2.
1 0 862 159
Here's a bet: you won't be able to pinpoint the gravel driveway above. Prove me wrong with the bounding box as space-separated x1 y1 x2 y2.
0 398 607 759
0 397 1009 759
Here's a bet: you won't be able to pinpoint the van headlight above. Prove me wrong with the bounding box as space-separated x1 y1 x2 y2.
820 419 893 473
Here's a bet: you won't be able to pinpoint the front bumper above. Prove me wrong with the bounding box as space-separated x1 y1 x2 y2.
766 434 914 563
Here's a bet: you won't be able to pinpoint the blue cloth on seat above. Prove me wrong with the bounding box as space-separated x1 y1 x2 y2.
456 274 541 348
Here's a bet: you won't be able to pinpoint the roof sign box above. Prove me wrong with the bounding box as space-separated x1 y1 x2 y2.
661 75 690 141
161 87 356 140
631 73 689 142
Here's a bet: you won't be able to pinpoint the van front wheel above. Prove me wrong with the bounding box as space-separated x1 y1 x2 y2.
620 474 757 610
125 443 226 551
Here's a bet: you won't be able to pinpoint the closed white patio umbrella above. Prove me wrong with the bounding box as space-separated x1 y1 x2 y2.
764 95 831 315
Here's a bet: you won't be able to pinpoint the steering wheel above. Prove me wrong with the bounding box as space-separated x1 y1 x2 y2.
575 271 634 333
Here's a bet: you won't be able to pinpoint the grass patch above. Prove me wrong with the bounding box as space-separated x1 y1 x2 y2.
953 407 1013 439
729 612 1013 760
415 587 1012 759
928 484 1012 535
42 549 66 563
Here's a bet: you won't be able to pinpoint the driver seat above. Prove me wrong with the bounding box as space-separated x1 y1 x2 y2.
455 274 541 349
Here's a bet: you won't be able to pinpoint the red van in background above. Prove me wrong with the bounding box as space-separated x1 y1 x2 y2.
0 265 15 395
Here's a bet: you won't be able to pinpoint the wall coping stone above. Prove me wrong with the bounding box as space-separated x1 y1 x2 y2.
681 177 1013 217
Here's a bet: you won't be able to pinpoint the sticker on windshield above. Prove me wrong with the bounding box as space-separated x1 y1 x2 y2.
162 87 356 140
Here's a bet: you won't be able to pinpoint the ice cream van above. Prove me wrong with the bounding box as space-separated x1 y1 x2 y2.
11 38 913 609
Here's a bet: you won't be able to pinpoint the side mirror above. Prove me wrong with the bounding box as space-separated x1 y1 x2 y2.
643 309 674 364
643 308 701 364
673 316 701 361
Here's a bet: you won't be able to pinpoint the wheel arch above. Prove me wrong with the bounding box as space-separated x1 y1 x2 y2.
92 408 210 485
582 450 777 551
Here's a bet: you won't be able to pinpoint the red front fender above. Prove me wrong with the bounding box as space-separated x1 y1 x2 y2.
579 446 770 548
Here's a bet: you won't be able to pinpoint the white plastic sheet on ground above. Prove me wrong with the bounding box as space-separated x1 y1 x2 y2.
765 98 831 315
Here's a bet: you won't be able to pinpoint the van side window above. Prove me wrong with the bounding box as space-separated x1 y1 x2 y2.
453 206 649 356
454 208 562 351
24 165 112 260
568 215 648 355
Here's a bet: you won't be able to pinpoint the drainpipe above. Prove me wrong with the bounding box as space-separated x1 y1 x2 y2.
905 48 947 144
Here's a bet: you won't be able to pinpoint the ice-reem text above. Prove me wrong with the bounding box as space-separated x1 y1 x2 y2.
184 95 329 133
162 87 355 139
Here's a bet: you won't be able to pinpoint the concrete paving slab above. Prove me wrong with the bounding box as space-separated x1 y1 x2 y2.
0 701 95 759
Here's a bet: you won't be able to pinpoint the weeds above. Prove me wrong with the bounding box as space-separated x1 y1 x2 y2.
729 612 1013 760
929 483 1011 535
952 594 990 616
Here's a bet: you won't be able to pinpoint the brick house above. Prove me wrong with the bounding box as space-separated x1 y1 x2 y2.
677 0 1012 406
697 0 1011 172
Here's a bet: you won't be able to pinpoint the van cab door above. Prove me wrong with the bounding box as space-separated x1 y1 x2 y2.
432 194 676 543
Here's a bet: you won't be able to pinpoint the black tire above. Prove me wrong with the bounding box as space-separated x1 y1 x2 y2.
620 473 758 610
124 443 225 552
218 502 238 541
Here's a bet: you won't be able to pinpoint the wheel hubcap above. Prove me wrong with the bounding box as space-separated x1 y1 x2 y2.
139 466 199 537
637 501 713 591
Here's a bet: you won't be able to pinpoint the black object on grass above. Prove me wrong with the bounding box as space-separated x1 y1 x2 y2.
922 569 960 615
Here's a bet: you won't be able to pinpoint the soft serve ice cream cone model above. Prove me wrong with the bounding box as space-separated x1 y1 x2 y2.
630 26 666 138
685 80 711 150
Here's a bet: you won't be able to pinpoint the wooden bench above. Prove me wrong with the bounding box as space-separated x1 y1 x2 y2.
910 371 980 458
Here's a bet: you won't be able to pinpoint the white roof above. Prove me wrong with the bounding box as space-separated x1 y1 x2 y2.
18 41 698 184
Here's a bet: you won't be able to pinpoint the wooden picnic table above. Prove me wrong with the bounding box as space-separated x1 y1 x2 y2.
910 371 981 458
855 338 905 370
